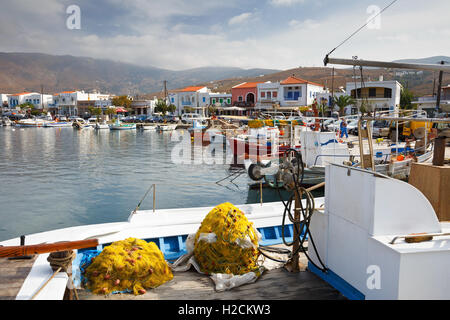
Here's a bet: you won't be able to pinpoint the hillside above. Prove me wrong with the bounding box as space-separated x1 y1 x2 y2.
148 65 450 99
0 52 279 95
0 52 448 98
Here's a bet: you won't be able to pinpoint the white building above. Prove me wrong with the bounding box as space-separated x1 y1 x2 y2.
412 85 450 115
8 92 53 110
1 94 9 105
52 91 112 116
209 92 232 107
168 86 211 116
346 80 402 115
255 76 326 110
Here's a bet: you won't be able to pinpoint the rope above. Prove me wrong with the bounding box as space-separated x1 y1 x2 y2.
32 250 77 300
47 250 76 272
326 0 399 57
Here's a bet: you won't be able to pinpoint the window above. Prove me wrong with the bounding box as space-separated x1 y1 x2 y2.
238 96 243 102
369 88 377 98
212 98 216 104
267 92 272 99
219 98 223 103
273 92 277 98
171 97 174 103
202 97 206 103
227 98 231 104
261 92 266 98
384 88 392 98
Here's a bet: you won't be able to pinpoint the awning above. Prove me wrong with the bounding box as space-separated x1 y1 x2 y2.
115 107 128 113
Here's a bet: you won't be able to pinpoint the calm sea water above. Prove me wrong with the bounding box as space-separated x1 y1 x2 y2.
0 126 291 241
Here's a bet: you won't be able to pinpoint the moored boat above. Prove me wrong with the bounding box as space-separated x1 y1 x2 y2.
109 120 136 130
157 123 177 131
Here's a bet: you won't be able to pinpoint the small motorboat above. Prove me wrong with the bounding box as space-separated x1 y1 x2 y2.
72 120 91 130
1 117 12 126
109 120 136 130
140 125 157 131
95 122 110 130
14 119 47 128
44 121 73 128
157 123 177 131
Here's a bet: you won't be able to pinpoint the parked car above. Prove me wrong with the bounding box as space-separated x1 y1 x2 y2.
372 120 391 138
181 113 205 124
163 115 179 123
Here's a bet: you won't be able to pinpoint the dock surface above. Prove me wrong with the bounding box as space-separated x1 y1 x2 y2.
76 250 345 300
0 256 37 300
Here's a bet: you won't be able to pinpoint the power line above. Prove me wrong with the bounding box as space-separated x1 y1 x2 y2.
326 0 399 57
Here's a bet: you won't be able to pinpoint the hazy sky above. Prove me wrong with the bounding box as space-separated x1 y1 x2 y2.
0 0 449 70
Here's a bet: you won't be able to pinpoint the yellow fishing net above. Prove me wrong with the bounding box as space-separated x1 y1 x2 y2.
193 202 261 276
84 238 173 295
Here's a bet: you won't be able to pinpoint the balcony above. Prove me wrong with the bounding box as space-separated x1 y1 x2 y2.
181 101 192 106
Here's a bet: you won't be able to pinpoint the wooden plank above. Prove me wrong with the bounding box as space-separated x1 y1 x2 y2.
76 252 344 300
0 256 38 300
409 162 450 221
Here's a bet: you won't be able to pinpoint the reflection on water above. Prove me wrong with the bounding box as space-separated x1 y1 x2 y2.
0 127 314 241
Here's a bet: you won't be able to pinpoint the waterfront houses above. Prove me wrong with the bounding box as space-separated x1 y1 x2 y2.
346 80 402 114
7 92 53 110
168 86 210 116
231 81 263 108
51 90 112 116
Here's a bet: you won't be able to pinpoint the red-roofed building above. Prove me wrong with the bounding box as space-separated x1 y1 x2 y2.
254 75 325 110
231 82 264 112
168 86 211 116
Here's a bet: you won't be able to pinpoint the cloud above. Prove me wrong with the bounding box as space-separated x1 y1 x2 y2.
269 0 306 7
0 0 449 71
228 12 253 26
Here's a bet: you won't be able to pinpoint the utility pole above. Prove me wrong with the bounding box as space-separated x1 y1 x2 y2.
163 80 168 103
40 84 44 111
435 61 444 113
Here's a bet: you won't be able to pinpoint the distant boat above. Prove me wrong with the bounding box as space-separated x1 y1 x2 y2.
95 122 110 130
140 125 157 131
44 121 72 128
157 124 177 131
14 119 47 128
109 119 136 130
1 117 12 126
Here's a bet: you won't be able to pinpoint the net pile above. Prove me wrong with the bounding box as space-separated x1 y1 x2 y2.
193 202 261 276
83 238 173 295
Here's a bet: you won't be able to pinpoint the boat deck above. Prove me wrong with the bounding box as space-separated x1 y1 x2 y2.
0 256 37 300
0 250 345 300
76 250 345 301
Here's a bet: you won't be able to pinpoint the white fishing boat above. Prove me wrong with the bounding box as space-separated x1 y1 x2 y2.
95 122 110 130
14 119 47 128
0 200 318 300
1 117 12 126
139 124 157 131
109 119 136 130
157 123 177 131
43 121 73 128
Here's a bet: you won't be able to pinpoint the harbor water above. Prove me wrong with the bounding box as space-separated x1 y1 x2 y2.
0 127 303 241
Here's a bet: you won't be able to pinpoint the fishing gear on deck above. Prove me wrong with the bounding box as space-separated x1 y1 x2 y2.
257 148 328 273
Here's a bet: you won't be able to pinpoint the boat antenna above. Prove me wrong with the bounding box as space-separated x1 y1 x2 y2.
325 0 399 59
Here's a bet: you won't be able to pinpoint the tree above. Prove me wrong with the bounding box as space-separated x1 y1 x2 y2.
333 95 355 116
167 104 176 114
154 99 169 115
88 106 102 120
105 107 117 120
400 88 415 110
112 95 132 111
